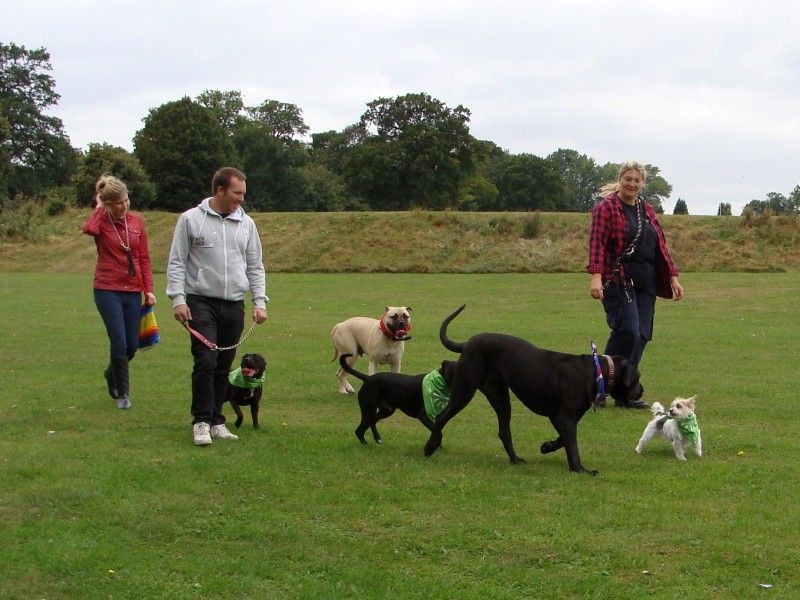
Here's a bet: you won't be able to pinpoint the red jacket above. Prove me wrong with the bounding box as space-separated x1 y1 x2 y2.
83 206 154 294
587 193 679 299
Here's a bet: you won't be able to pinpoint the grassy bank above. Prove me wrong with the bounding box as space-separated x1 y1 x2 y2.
1 207 799 273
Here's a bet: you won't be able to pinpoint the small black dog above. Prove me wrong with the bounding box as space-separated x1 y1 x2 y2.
222 353 267 428
339 353 457 444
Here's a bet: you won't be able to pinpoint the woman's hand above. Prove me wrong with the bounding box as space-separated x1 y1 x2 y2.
589 273 604 300
145 292 156 306
670 276 684 301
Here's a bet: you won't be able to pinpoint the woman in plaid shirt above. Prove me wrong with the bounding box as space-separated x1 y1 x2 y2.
587 161 684 407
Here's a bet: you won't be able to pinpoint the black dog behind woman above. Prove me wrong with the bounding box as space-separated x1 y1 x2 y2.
425 305 644 475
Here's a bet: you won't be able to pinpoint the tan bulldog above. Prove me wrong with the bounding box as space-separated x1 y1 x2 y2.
331 306 412 394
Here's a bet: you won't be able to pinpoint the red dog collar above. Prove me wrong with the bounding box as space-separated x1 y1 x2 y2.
379 318 411 341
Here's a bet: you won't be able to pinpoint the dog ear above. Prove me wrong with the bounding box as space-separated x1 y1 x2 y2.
384 306 390 314
686 395 697 408
622 360 640 387
406 306 412 312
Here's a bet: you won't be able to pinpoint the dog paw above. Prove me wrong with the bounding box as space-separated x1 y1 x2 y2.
540 440 562 454
234 418 243 428
510 456 527 465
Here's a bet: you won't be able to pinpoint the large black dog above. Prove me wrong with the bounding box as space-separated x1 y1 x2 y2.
339 353 457 445
424 305 644 475
222 353 267 429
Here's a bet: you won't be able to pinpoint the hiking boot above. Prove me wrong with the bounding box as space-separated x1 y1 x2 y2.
193 422 212 446
104 364 119 399
210 424 239 440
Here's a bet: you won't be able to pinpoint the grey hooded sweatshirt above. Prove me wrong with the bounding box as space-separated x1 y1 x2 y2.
166 198 268 309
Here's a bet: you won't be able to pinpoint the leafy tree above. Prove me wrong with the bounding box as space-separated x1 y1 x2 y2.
717 202 732 216
344 93 477 210
196 89 246 135
0 42 77 197
789 185 800 213
546 148 600 212
232 122 314 211
133 97 235 211
246 100 309 141
742 191 798 216
486 153 568 211
73 143 155 208
673 198 688 215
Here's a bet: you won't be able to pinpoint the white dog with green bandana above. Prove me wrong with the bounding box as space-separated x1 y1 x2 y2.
635 396 702 460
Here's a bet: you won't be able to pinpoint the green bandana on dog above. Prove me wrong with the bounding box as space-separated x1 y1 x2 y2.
229 367 265 389
422 370 450 422
677 413 700 446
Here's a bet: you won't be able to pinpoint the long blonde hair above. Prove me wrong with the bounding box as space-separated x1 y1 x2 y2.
598 161 647 197
95 175 128 203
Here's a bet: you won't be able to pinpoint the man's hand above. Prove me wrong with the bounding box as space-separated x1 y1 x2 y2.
173 304 192 323
253 307 268 324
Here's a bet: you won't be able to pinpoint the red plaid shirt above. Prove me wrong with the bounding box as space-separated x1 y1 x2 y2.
587 193 679 298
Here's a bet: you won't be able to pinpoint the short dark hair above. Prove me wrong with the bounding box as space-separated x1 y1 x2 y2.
211 167 246 194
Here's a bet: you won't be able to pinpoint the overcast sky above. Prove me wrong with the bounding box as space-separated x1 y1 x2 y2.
4 0 799 215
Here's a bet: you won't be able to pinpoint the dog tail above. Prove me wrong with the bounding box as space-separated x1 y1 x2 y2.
650 402 666 416
339 353 368 381
440 304 466 353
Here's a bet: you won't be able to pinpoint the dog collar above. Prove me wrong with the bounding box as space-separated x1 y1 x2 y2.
229 367 265 389
604 355 615 391
379 318 411 341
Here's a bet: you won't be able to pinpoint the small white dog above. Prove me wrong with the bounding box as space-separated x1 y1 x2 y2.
635 396 702 460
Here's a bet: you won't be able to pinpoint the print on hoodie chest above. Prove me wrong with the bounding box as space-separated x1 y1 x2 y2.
192 230 216 248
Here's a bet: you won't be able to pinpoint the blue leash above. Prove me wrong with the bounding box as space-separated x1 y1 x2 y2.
591 341 605 407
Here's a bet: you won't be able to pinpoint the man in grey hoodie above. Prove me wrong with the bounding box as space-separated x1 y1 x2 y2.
167 167 268 446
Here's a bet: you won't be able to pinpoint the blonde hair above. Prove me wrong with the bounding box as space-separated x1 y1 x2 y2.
95 175 128 203
599 161 647 197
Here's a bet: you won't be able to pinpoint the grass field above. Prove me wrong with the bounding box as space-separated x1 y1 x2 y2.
1 272 798 599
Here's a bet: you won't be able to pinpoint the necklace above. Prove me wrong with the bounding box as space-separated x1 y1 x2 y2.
107 211 135 276
107 211 130 251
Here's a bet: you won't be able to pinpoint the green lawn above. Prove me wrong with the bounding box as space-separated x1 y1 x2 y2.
0 273 797 599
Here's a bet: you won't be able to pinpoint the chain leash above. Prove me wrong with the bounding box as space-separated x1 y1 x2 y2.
183 320 258 351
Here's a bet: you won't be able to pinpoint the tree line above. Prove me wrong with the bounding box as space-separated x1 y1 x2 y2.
3 42 797 216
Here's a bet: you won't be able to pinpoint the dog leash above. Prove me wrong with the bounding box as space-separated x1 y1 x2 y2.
182 321 257 351
591 341 605 407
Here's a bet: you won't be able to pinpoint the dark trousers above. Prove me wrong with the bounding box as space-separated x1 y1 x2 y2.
601 284 655 367
186 295 244 426
94 289 141 360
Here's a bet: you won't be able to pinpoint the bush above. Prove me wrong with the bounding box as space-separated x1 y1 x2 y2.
521 210 543 239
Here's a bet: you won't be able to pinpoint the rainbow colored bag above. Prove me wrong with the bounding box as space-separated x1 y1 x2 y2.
138 304 160 349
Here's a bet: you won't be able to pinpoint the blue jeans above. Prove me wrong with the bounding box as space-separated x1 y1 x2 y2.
94 289 141 360
601 284 655 367
186 295 244 426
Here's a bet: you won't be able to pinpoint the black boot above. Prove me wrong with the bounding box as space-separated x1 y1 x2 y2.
104 362 119 399
111 357 131 409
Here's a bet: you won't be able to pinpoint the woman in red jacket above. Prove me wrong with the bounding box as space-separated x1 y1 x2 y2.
587 161 684 408
83 175 156 409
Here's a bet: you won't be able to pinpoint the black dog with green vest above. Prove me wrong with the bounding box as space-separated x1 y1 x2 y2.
222 353 267 429
339 353 458 445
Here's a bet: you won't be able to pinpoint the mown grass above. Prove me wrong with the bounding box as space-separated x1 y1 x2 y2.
0 272 798 599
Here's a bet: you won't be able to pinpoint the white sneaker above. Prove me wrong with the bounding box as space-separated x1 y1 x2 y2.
193 422 212 446
210 424 239 440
